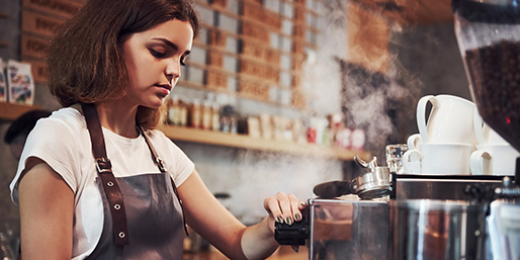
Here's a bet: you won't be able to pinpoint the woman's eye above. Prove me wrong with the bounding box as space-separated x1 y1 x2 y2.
180 57 187 66
150 49 165 58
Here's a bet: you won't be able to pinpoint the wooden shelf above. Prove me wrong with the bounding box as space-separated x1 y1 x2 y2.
0 102 43 121
0 103 369 161
159 125 371 161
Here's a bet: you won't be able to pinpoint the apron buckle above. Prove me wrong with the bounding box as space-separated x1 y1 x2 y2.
156 158 167 173
96 158 113 173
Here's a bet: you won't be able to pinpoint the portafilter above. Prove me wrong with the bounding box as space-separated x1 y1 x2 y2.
313 156 391 200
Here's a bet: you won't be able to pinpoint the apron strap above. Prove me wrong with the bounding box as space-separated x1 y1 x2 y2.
138 125 189 236
81 103 130 246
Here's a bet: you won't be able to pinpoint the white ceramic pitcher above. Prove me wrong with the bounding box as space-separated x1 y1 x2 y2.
417 95 476 144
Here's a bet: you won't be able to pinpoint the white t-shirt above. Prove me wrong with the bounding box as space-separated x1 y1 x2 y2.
9 107 195 259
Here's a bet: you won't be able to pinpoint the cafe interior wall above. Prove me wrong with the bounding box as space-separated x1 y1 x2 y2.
340 1 472 169
390 22 471 135
0 0 472 235
0 0 344 233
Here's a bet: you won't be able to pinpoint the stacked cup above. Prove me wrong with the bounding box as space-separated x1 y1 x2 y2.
470 108 520 176
403 95 476 175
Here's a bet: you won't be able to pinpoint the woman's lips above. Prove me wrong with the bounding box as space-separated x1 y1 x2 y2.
155 84 172 97
156 84 172 91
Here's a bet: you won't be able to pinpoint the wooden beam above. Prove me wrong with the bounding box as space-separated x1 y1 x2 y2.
0 103 44 121
353 0 454 26
347 2 390 74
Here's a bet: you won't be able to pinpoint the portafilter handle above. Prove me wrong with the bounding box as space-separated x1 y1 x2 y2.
274 206 309 246
313 180 353 199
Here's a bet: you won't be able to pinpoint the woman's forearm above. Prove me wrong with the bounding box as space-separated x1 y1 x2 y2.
240 216 279 260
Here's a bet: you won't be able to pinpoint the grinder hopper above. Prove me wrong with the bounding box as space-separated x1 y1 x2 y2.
453 0 520 153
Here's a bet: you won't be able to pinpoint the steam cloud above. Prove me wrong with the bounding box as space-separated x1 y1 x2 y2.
192 0 426 224
301 0 421 161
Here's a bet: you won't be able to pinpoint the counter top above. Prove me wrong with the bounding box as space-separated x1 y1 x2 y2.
183 245 309 260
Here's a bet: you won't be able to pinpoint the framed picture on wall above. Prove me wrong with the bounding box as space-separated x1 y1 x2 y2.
0 58 6 103
7 59 34 105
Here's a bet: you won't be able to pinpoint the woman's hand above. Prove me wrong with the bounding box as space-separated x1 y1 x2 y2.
263 191 306 233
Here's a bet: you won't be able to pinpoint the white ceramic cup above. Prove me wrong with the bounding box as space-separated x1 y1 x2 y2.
402 134 423 174
402 144 473 175
473 107 508 145
470 144 520 176
403 158 422 174
407 133 423 151
417 95 476 144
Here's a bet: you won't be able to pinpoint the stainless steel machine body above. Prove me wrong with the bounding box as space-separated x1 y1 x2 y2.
392 174 505 201
275 175 520 260
308 199 390 260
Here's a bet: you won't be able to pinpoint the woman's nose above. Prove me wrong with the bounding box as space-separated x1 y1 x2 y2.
165 58 181 81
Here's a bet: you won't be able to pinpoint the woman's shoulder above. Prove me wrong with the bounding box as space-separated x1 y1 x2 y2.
144 128 183 153
39 107 86 132
145 128 168 140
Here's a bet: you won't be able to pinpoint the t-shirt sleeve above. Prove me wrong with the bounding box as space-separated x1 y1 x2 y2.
151 130 194 187
10 117 82 205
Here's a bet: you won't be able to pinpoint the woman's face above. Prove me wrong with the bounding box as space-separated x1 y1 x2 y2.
121 19 193 109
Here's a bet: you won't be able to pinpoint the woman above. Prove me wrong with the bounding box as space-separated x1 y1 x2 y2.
9 0 305 259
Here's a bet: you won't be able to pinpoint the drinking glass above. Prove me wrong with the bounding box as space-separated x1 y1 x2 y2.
386 144 408 174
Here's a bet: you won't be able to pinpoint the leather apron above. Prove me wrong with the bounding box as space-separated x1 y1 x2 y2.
81 103 187 260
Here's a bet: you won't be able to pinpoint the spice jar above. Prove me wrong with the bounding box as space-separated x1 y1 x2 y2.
201 100 212 130
212 103 220 132
259 113 272 140
167 96 180 125
220 105 236 133
188 99 201 128
179 99 188 127
230 116 237 134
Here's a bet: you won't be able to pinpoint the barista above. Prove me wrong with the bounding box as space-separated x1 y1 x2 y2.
8 0 305 259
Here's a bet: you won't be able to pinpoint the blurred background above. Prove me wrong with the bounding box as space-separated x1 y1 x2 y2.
0 0 469 242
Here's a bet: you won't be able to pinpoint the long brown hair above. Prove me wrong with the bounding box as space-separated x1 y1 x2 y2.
47 0 200 129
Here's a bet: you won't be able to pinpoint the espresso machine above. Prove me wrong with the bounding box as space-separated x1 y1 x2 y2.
274 1 520 258
275 156 519 260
